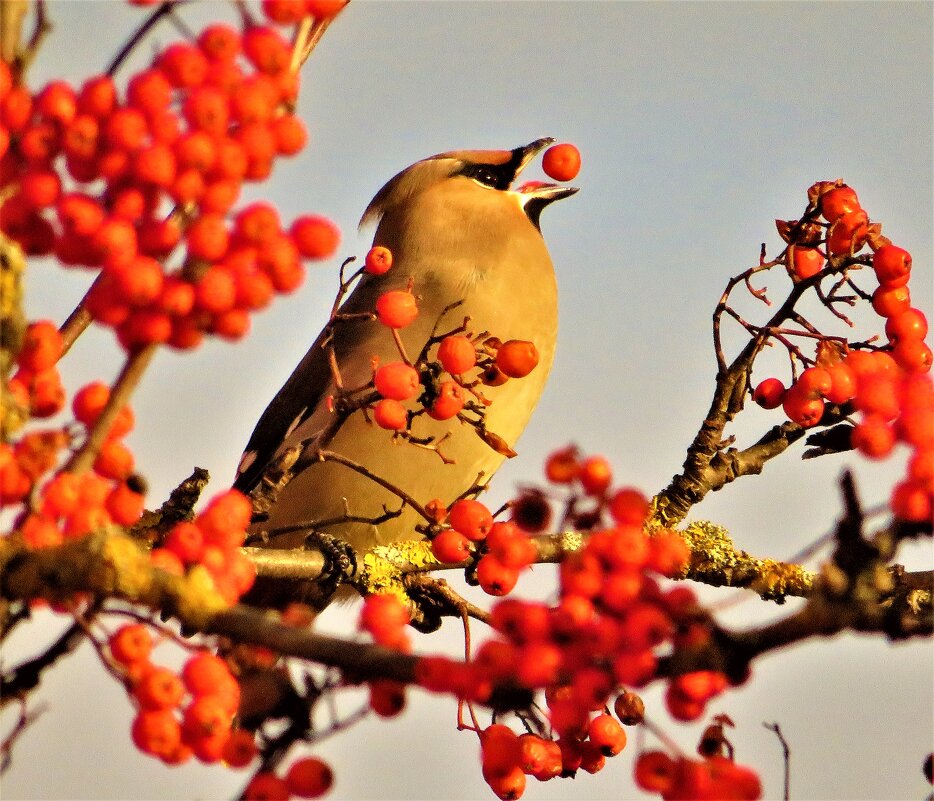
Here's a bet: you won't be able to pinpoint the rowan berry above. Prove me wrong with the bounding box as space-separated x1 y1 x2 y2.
372 398 407 430
127 69 173 113
221 728 258 769
886 308 928 343
262 0 308 23
495 339 539 378
872 243 912 287
477 555 520 595
364 245 393 275
428 380 465 419
823 362 857 405
826 209 869 256
611 648 657 687
93 217 138 268
790 246 824 280
106 481 145 526
578 455 612 495
132 709 182 759
198 24 242 62
544 445 579 483
634 750 677 794
19 514 63 548
19 169 61 208
159 42 209 88
290 214 341 260
187 214 230 262
613 690 645 725
110 623 154 665
542 143 581 182
369 679 406 717
182 696 232 747
447 498 493 541
782 384 824 427
647 529 690 576
796 366 832 398
436 334 475 375
374 361 420 400
430 528 471 563
243 26 292 74
244 772 290 801
1 86 33 132
892 339 934 373
819 185 860 223
271 114 307 155
854 373 900 420
111 256 164 306
587 713 626 756
359 593 410 640
23 368 66 417
890 480 932 522
183 86 230 135
306 0 348 19
36 80 77 125
285 756 334 799
133 666 185 710
182 652 232 696
17 321 62 372
510 488 551 532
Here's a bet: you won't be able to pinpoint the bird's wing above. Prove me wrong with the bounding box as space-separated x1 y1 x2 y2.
233 272 399 494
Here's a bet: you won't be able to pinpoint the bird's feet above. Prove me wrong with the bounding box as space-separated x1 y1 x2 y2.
303 530 358 604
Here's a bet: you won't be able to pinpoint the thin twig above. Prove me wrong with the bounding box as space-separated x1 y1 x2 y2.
763 722 790 801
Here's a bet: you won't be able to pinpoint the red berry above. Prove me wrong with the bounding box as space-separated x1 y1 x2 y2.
447 498 493 541
221 728 258 769
886 308 928 343
428 379 466 420
372 398 407 430
198 24 242 62
578 455 612 495
893 338 933 374
182 652 232 696
17 321 62 372
819 185 860 223
290 214 341 260
243 773 290 801
374 361 420 401
431 528 471 563
285 756 334 799
477 555 520 595
545 445 579 483
588 713 627 756
824 362 857 405
305 0 348 20
782 385 824 427
873 244 912 287
542 143 581 182
790 246 824 280
851 416 896 459
608 487 649 526
242 26 292 75
826 209 869 256
872 284 911 319
133 666 185 710
364 245 392 275
132 709 181 759
752 377 785 409
109 623 153 664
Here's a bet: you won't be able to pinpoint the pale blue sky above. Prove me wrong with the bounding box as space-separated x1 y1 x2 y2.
2 2 932 800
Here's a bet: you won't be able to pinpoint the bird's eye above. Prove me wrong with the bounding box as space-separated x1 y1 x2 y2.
461 164 505 189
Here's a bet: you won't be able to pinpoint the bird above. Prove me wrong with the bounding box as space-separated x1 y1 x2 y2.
233 138 577 582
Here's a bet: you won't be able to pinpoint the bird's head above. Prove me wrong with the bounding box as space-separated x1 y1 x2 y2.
360 138 578 233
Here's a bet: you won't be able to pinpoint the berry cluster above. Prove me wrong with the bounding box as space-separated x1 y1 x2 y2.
2 366 145 545
634 750 761 801
754 183 932 522
415 452 752 799
151 488 256 604
107 624 254 767
0 19 340 353
360 245 541 433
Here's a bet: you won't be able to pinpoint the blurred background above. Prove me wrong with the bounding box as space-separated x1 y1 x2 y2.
2 2 932 800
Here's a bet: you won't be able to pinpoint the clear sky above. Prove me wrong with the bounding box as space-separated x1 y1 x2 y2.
2 2 932 800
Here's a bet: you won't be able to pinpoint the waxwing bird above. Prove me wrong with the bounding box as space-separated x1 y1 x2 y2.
234 138 577 575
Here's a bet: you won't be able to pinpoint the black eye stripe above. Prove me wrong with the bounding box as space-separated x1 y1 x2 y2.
460 163 510 190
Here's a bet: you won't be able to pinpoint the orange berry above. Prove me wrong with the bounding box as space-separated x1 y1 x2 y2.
542 143 581 182
109 623 154 664
17 320 62 372
428 380 466 420
447 498 493 541
364 245 393 275
372 398 407 430
431 528 471 563
578 455 612 495
495 339 539 378
545 445 580 483
290 214 341 260
819 185 860 223
437 334 476 374
374 361 420 401
753 377 785 409
375 290 418 329
790 246 824 280
872 244 912 287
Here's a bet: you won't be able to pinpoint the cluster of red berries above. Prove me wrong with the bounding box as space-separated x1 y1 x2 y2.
755 183 932 522
430 499 536 596
0 19 341 353
634 750 761 801
108 624 254 767
415 452 749 799
2 363 146 547
363 246 540 433
150 489 257 604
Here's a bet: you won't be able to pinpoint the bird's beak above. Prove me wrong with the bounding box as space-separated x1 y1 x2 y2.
510 137 556 181
515 181 580 202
